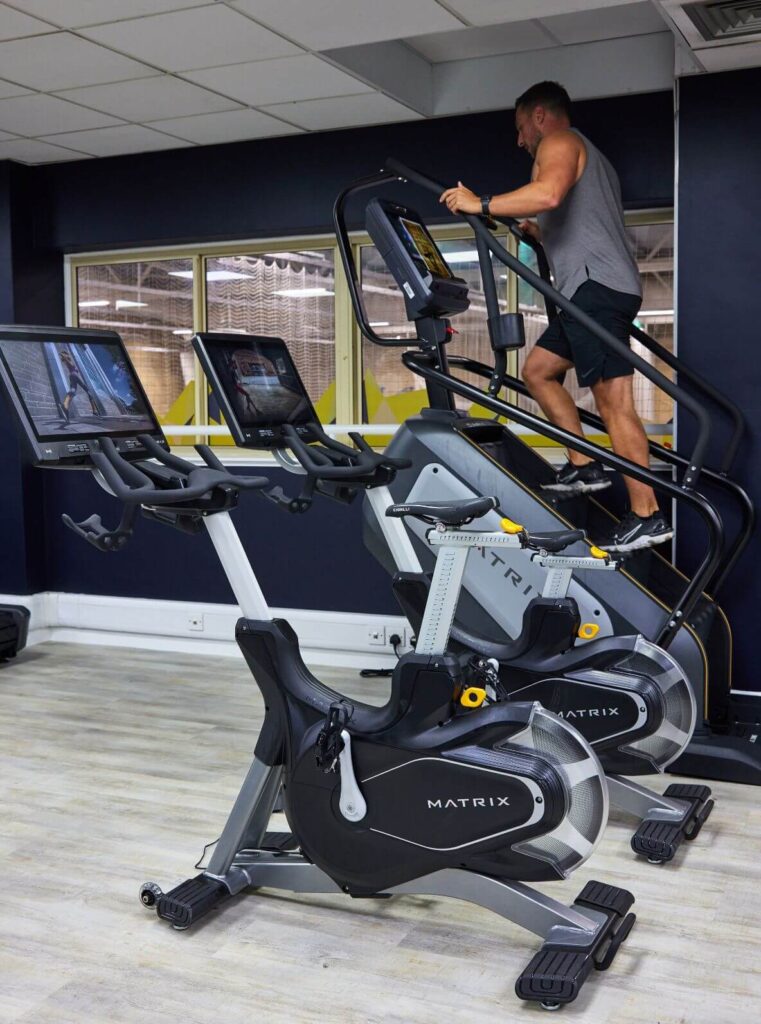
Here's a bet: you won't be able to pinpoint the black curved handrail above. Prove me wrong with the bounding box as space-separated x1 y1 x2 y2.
403 349 723 649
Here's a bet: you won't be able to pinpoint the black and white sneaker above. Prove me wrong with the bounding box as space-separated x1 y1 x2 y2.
595 511 673 552
541 460 611 495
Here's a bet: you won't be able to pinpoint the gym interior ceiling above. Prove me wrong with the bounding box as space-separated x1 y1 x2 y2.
0 0 758 166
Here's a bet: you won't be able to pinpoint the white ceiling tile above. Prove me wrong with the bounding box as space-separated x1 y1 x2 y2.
82 6 302 73
0 3 54 39
7 1 210 29
262 92 423 131
57 75 242 123
0 93 123 136
40 124 194 157
0 32 155 90
443 1 639 27
0 78 30 99
149 108 301 144
407 20 554 62
233 0 462 50
0 128 17 140
540 2 667 46
0 137 90 163
184 55 372 107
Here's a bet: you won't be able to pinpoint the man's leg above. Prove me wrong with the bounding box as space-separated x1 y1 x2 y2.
522 346 591 465
591 375 658 516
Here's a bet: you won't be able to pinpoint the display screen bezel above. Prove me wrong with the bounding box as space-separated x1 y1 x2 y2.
192 332 320 449
0 325 163 445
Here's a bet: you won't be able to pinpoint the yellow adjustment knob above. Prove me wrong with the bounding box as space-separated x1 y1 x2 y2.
589 545 609 559
578 623 600 640
500 516 524 535
460 687 487 708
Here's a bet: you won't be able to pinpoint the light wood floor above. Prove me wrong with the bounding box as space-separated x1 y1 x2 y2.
1 641 760 1024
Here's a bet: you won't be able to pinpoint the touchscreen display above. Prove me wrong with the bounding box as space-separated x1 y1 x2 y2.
199 335 314 431
0 335 158 441
396 216 453 279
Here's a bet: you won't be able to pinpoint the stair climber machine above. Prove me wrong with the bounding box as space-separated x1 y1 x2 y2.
0 324 641 1009
196 333 712 866
334 158 760 788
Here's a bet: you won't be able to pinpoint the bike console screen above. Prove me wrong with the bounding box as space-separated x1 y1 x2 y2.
0 326 163 465
192 333 317 448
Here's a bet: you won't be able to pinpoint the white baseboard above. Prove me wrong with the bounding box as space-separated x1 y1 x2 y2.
0 591 411 670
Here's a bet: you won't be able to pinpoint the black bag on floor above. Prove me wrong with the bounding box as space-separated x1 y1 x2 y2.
0 605 29 660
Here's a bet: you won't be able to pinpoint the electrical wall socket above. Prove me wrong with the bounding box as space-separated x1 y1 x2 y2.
368 626 387 646
187 613 204 632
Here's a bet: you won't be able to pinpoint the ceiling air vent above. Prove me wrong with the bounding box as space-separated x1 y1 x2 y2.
685 1 761 40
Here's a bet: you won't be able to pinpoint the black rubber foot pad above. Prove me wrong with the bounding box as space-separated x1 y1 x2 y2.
516 949 591 1005
515 880 635 1004
260 831 299 852
575 879 635 918
156 874 230 928
663 783 712 802
632 785 714 861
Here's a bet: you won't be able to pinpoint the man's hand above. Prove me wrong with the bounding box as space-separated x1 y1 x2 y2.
518 219 542 243
439 181 480 215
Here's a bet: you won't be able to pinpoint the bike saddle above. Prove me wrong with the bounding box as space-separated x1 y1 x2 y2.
386 495 498 526
523 529 585 553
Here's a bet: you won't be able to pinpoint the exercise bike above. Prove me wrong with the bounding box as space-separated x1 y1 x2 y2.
0 324 638 1010
194 330 714 866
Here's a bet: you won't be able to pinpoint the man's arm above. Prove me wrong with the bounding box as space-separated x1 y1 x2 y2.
440 131 584 218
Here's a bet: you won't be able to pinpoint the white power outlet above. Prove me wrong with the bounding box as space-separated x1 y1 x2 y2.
403 627 416 650
368 626 387 646
187 613 205 632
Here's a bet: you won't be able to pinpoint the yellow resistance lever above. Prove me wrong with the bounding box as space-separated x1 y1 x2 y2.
460 687 487 708
578 623 600 640
500 517 524 535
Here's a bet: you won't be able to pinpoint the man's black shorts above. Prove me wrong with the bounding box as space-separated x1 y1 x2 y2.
535 279 641 388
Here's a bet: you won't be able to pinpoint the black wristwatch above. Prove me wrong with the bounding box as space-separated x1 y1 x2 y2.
481 195 492 217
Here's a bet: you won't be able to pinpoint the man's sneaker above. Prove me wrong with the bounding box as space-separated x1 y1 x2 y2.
541 460 611 495
594 511 673 552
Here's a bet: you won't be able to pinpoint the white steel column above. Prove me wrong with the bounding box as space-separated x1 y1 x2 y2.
203 513 272 621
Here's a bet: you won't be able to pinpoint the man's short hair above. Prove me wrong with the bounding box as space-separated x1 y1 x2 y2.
515 81 571 119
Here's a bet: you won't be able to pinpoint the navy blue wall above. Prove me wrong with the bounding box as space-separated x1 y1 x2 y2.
0 90 674 613
677 69 761 690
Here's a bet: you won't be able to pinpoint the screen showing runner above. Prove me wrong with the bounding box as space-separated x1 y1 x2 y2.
397 216 453 279
0 336 157 441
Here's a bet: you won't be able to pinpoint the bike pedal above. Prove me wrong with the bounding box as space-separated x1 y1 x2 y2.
156 874 230 929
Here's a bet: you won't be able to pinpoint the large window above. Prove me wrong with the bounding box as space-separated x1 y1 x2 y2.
68 212 675 448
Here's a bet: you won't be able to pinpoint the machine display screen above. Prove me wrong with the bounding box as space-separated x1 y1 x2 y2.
0 332 159 442
393 215 453 279
193 334 316 446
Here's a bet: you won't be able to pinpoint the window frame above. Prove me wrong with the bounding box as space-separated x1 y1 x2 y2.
64 208 674 456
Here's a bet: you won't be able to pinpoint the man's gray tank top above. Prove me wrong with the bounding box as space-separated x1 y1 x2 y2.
536 129 641 299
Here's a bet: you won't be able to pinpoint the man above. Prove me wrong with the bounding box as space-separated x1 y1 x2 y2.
439 81 670 552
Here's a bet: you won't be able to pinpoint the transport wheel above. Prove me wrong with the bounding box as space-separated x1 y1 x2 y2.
139 882 163 908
